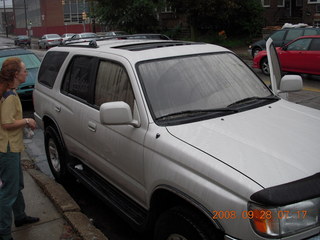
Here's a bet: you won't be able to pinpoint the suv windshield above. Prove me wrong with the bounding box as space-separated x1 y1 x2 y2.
138 53 272 121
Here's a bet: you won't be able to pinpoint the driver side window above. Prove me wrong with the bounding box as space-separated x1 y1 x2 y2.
287 39 312 51
94 60 135 111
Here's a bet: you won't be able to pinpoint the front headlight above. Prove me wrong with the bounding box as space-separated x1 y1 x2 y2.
249 197 320 237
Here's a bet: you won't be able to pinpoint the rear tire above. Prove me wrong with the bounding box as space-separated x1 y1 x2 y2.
44 126 70 183
154 206 221 240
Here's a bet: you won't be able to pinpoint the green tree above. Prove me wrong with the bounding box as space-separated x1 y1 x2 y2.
96 0 160 33
166 0 263 40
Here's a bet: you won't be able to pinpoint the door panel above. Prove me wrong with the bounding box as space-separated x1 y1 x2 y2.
81 58 147 204
59 55 97 160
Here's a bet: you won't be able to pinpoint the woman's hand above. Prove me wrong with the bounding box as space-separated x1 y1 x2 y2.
25 118 36 130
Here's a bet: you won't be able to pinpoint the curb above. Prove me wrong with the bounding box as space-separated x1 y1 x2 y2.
21 155 109 240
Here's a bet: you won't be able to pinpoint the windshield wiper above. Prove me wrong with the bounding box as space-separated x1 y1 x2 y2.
156 108 239 121
227 95 278 108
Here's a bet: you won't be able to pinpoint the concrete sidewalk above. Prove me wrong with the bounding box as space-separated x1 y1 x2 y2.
13 152 108 240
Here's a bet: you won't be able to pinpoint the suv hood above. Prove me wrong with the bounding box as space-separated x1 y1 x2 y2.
166 100 320 188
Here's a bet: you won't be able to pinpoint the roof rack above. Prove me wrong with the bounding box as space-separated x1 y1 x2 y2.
112 41 202 51
58 38 201 51
96 33 171 41
59 39 99 48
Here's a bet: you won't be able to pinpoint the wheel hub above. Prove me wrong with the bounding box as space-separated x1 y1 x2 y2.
48 139 61 173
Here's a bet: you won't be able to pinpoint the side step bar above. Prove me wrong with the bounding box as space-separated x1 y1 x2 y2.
67 162 148 228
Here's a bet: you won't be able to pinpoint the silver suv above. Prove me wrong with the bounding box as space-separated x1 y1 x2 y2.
33 39 320 240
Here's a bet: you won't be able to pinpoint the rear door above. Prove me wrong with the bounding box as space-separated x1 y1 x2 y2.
59 54 99 159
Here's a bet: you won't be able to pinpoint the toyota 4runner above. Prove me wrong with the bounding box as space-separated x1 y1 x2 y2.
33 38 320 240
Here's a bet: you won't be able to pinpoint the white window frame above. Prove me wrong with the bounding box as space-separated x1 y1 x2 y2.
308 0 320 4
278 0 285 7
262 0 271 7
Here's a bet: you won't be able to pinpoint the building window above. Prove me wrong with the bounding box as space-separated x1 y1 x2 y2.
62 0 88 24
262 0 271 7
317 4 320 12
278 0 285 7
308 0 320 4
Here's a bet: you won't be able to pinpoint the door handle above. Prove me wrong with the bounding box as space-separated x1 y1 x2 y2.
54 106 61 112
88 121 97 132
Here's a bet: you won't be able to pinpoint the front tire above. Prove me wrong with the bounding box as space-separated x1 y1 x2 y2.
261 57 270 75
154 206 221 240
44 126 70 183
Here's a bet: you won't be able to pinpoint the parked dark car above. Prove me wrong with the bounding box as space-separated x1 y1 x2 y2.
248 27 320 57
14 35 31 47
0 47 41 100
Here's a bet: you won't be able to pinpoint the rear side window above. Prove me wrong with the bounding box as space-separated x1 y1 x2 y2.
309 39 320 50
287 38 312 51
38 51 68 88
62 55 97 103
304 29 318 36
285 29 304 41
270 30 286 41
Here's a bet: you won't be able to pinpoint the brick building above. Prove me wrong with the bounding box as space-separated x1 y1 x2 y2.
0 0 14 34
13 0 100 37
261 0 320 27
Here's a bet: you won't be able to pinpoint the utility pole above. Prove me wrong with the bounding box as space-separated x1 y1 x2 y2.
23 0 28 35
82 0 86 32
3 0 8 37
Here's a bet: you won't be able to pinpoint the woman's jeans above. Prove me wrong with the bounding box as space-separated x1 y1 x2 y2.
0 149 26 239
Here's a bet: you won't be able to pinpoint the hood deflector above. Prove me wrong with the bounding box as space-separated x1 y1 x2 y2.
250 173 320 206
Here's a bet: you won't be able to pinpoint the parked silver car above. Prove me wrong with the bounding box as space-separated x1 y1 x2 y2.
63 32 97 44
60 33 75 45
33 38 320 240
38 34 62 49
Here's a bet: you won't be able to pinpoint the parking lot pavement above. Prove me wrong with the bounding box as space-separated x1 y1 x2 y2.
288 90 320 110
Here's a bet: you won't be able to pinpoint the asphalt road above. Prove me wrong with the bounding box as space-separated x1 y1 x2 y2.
2 35 320 240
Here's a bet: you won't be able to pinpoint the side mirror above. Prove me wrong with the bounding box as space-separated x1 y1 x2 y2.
282 45 288 51
279 75 303 92
100 101 140 127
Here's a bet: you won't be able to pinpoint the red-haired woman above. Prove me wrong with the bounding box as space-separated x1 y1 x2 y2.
0 57 39 240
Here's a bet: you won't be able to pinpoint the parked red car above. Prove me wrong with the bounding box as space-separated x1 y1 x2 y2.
253 35 320 76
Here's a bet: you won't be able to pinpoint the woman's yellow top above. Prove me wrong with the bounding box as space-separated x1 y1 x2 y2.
0 90 24 153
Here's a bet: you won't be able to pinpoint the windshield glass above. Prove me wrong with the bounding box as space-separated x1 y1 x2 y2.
138 53 271 119
0 54 40 69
